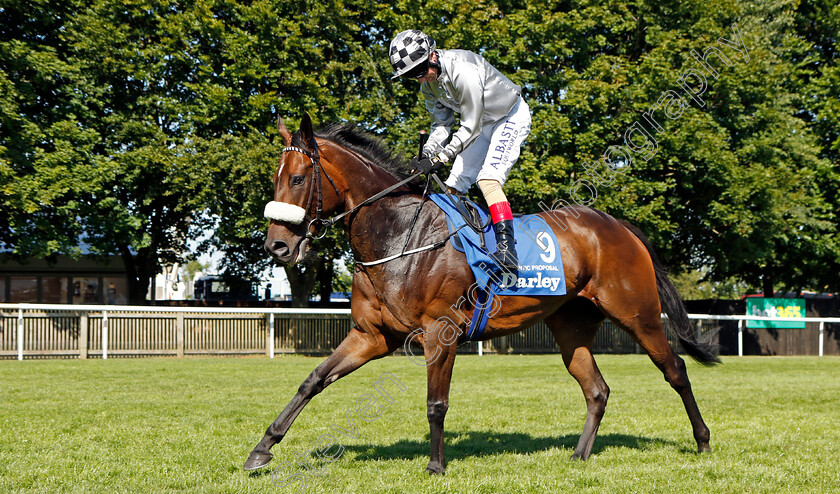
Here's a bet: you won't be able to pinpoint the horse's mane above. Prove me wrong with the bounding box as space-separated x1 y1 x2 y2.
291 123 422 191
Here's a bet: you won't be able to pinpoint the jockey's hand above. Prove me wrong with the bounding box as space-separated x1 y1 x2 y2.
411 155 446 174
409 154 423 172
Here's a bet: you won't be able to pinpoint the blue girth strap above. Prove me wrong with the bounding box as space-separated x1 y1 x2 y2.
466 285 495 342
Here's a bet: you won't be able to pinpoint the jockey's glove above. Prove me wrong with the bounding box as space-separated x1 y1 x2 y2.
410 154 447 174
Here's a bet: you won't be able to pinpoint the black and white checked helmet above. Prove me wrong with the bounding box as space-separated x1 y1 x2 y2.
389 30 436 79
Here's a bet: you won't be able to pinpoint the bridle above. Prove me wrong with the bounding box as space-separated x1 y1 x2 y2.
273 139 463 267
278 141 428 240
279 144 341 240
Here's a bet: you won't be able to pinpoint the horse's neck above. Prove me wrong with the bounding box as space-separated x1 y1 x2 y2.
321 141 432 264
347 194 429 264
322 143 398 210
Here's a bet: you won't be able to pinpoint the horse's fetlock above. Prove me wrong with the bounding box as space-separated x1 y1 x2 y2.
695 425 711 444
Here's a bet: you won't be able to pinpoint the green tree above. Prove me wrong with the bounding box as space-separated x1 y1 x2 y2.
490 0 837 296
1 0 102 259
3 0 226 303
181 259 208 283
191 1 404 305
671 268 749 300
4 0 838 307
792 0 840 293
61 0 221 303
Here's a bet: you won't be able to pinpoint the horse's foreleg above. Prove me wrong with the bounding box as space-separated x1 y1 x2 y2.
244 328 395 470
546 302 609 460
422 333 457 475
562 345 609 460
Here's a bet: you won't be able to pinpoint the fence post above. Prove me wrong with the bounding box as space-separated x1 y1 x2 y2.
102 310 108 360
695 319 703 340
737 319 743 357
17 308 24 361
268 313 275 359
819 321 824 358
79 311 88 360
478 340 483 357
176 312 185 358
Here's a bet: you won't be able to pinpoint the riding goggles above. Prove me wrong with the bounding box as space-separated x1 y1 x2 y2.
402 59 430 79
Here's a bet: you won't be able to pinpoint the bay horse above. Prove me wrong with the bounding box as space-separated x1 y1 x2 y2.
244 113 719 474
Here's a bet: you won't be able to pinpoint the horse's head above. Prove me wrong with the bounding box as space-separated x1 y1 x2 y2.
263 113 343 264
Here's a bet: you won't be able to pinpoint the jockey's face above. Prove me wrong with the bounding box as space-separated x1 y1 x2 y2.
415 51 439 83
417 67 438 83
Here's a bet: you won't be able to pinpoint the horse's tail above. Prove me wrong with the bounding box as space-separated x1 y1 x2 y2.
619 220 721 366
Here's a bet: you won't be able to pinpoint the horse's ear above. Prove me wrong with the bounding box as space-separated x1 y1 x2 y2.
299 112 319 154
299 112 314 145
277 116 292 145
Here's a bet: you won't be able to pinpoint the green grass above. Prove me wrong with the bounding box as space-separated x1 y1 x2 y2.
2 355 839 493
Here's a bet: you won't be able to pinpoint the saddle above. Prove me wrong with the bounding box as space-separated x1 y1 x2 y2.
430 175 490 251
429 193 566 297
449 198 487 252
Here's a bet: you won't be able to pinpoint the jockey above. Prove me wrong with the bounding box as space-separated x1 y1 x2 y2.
389 29 531 272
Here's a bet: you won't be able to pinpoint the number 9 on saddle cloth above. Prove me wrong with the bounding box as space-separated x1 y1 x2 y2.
429 193 566 296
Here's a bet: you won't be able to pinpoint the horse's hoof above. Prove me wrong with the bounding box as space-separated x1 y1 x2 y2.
698 443 712 454
244 450 273 471
570 452 589 461
425 461 446 475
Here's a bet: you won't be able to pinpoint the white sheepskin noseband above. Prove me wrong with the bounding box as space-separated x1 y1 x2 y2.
264 201 306 224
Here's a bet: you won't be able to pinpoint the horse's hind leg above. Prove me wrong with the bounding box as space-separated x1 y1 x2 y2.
609 305 711 453
641 329 711 452
545 298 609 460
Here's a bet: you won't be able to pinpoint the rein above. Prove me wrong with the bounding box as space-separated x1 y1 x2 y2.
356 174 465 267
281 144 461 267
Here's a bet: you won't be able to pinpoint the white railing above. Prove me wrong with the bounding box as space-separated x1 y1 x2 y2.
1 303 352 361
0 303 353 315
1 303 838 360
683 314 840 357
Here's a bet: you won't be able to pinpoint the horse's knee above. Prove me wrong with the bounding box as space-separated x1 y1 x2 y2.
298 370 326 397
585 383 609 417
427 401 448 424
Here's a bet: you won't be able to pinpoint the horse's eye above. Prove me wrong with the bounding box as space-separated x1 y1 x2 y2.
290 175 305 187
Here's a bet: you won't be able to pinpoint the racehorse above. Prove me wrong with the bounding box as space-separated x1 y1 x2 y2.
244 113 719 474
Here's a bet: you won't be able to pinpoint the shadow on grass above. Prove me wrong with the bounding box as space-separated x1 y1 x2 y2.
344 430 680 462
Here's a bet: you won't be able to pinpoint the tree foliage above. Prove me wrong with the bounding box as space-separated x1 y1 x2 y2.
1 0 838 303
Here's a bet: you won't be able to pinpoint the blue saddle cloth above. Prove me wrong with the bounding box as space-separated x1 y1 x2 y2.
429 194 567 297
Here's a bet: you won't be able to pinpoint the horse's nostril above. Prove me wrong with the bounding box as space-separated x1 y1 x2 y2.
265 239 290 259
273 241 289 255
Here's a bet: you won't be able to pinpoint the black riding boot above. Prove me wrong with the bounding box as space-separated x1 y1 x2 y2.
491 219 518 272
